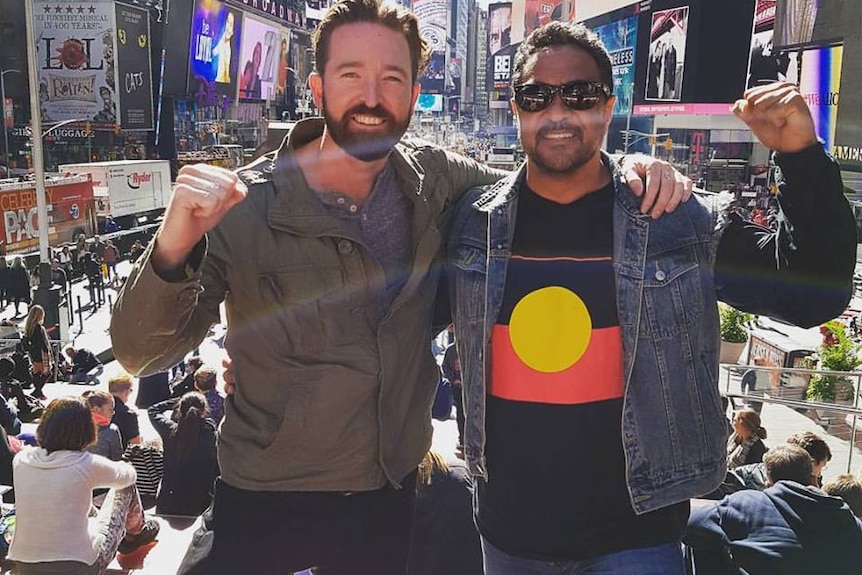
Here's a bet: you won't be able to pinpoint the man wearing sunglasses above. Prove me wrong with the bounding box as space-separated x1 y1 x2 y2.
447 21 856 574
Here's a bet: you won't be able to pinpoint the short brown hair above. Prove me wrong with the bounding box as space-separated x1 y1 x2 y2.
823 474 862 517
37 397 96 453
194 366 218 391
786 431 832 464
312 0 430 82
108 373 133 395
82 389 113 411
764 444 813 486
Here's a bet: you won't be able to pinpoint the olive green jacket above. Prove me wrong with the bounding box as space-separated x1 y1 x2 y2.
110 119 502 492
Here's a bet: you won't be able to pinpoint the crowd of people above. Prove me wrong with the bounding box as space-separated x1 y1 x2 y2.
0 1 858 573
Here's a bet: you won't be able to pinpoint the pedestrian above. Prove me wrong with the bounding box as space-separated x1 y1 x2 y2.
727 409 768 470
7 257 30 317
740 355 765 413
7 397 160 573
108 374 141 450
49 258 68 295
0 257 8 308
83 389 124 462
684 445 862 574
110 2 687 573
446 21 855 573
103 239 120 284
21 305 51 401
147 392 219 517
65 345 103 385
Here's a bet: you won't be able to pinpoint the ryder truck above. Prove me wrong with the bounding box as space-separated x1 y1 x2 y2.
59 160 172 229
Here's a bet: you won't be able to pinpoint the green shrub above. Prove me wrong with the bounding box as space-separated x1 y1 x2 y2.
719 304 753 344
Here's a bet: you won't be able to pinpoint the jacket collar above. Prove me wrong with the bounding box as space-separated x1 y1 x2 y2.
267 118 426 235
471 150 645 219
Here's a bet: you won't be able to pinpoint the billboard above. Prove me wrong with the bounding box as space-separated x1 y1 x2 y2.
115 3 154 130
645 6 689 102
420 53 445 94
275 32 291 105
747 0 798 89
189 0 243 98
525 0 561 35
415 93 443 112
798 44 841 151
594 16 638 116
237 17 281 101
413 0 449 54
33 0 119 128
488 3 513 57
774 0 820 48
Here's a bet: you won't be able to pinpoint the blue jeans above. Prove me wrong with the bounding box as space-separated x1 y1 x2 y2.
482 537 686 575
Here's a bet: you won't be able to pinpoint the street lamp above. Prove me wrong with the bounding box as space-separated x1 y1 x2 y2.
0 68 22 175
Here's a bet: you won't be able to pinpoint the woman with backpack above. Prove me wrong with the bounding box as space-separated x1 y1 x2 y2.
147 392 219 516
22 305 52 400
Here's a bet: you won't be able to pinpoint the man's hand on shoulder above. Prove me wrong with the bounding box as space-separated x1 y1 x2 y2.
620 154 693 219
732 82 818 154
152 164 248 275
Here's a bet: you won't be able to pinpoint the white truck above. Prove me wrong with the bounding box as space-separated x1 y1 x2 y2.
58 160 172 225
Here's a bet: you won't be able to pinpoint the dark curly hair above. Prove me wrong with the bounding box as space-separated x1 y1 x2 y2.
37 397 96 453
312 0 431 82
511 21 613 93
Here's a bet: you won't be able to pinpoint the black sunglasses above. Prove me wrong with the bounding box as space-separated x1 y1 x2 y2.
513 81 611 112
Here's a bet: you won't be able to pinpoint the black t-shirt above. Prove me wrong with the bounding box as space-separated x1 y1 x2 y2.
477 182 688 560
111 397 140 450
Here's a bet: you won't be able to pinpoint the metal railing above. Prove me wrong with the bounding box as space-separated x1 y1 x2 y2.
720 363 862 474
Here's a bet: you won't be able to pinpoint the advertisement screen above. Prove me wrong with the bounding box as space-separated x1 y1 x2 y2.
798 44 841 150
189 0 243 98
420 53 445 94
774 0 820 48
238 17 281 101
525 0 561 35
747 0 798 89
415 93 443 113
34 0 119 129
488 3 512 57
645 6 689 102
275 32 291 104
594 16 638 115
115 2 154 130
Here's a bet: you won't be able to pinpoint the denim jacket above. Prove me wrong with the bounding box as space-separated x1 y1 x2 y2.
447 147 854 514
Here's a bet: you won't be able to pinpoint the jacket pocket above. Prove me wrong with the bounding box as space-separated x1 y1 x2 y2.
259 264 346 354
640 246 703 339
450 244 487 324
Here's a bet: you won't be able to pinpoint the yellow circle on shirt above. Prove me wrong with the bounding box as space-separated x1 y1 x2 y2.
509 286 592 373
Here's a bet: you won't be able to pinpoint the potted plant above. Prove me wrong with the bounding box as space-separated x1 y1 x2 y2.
806 320 861 404
719 303 753 364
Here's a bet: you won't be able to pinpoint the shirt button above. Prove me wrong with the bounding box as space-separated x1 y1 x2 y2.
338 240 353 255
337 197 346 204
655 270 666 281
349 205 358 213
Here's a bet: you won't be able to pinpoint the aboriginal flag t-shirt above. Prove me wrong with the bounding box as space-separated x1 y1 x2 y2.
475 182 688 561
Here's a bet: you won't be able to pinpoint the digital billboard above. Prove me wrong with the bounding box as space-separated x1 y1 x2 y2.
645 6 689 102
525 0 561 35
415 93 443 113
774 0 820 48
747 0 798 89
420 53 445 94
275 32 291 105
594 16 638 115
189 0 243 98
798 44 842 151
237 17 281 101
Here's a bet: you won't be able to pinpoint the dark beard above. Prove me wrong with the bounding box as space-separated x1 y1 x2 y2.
323 100 409 162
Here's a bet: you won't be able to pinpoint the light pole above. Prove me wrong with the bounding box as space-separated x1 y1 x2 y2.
24 0 50 264
0 68 22 174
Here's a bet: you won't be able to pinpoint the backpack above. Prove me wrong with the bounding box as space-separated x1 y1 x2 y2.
431 378 453 421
